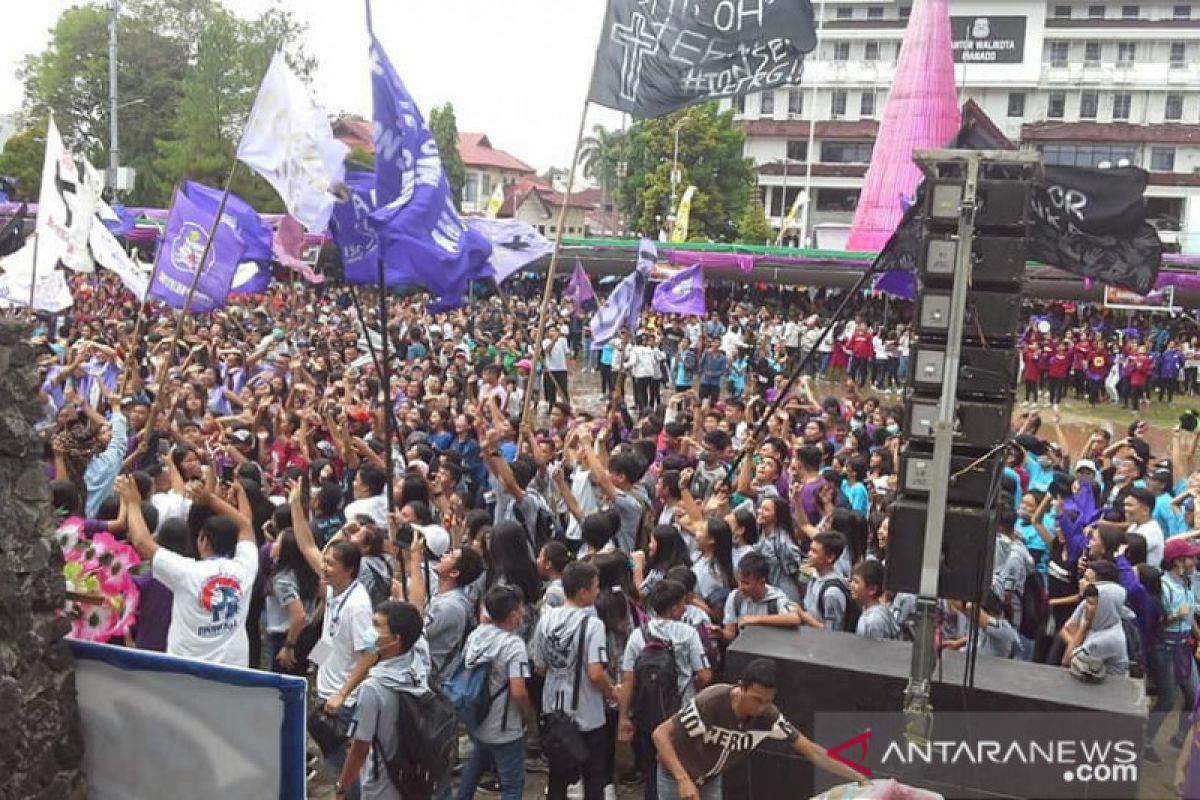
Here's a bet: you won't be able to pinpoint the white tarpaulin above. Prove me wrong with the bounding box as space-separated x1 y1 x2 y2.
70 641 306 800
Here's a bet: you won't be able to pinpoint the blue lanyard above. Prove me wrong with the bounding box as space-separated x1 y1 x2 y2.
329 582 362 632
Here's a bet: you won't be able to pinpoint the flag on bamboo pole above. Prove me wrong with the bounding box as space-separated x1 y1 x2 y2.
237 51 348 232
652 263 705 316
590 238 655 345
484 182 505 219
670 185 696 243
148 188 246 312
564 259 597 316
588 0 817 118
464 217 555 283
35 118 100 274
368 28 492 309
330 171 380 284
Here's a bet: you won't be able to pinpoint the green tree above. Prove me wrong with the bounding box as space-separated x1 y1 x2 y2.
429 103 465 210
620 103 754 242
0 123 47 201
737 194 773 245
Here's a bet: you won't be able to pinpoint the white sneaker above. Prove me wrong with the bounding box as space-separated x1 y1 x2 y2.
567 781 584 800
605 785 618 800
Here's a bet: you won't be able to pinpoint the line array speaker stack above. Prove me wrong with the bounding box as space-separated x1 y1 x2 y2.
888 156 1035 602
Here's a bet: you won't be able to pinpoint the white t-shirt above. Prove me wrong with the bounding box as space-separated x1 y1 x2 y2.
315 581 375 703
345 493 389 527
152 541 259 667
1130 519 1165 567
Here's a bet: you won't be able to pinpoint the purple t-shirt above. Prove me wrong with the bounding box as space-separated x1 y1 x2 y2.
131 574 173 652
798 477 825 523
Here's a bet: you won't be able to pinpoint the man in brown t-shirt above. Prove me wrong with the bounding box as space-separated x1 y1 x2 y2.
652 659 867 800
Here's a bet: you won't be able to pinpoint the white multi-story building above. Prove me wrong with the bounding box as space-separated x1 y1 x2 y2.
728 0 1200 252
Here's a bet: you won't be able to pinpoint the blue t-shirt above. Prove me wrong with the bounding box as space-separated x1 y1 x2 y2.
845 482 870 515
1154 492 1188 536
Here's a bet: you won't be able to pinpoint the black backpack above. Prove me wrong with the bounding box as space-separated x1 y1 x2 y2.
631 624 682 731
818 577 861 633
514 494 559 552
1018 570 1049 640
375 689 458 799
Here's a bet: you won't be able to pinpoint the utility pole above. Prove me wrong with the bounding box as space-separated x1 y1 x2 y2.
108 0 121 192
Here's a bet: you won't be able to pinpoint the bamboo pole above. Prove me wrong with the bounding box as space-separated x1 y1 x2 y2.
518 99 591 434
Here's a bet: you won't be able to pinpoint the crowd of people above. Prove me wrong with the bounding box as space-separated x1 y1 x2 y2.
36 268 1200 798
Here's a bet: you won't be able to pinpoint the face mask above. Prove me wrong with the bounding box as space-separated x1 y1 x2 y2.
362 627 383 653
886 424 900 436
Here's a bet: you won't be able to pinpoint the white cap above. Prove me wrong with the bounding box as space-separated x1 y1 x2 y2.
414 524 451 557
1074 459 1098 474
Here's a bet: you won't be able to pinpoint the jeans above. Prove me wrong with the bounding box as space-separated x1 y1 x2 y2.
656 770 722 800
548 725 610 800
1147 635 1199 745
325 703 361 800
455 736 525 800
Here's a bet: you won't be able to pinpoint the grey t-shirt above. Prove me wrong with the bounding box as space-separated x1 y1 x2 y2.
856 603 900 641
803 572 847 631
424 588 474 680
461 624 531 744
611 490 644 554
621 618 710 705
755 531 805 604
350 649 429 800
533 606 608 732
723 585 795 629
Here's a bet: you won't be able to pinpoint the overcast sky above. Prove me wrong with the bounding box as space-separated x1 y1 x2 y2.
0 0 625 171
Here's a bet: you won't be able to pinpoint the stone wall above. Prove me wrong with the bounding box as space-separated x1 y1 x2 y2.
0 320 83 799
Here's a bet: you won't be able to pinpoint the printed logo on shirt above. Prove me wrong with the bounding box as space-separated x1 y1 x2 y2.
198 575 243 637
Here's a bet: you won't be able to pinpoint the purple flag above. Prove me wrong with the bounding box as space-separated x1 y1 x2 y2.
149 188 246 312
564 259 597 316
368 31 492 308
652 264 706 316
183 181 273 264
330 171 380 284
590 239 655 346
873 268 917 300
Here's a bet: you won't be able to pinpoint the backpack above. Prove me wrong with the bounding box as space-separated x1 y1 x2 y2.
442 659 508 731
631 624 682 731
359 558 393 610
1120 617 1146 679
1018 570 1049 640
733 593 780 620
376 689 458 799
628 486 657 553
514 493 559 552
818 576 861 633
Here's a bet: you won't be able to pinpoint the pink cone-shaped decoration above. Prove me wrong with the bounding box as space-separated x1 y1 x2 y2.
846 0 961 251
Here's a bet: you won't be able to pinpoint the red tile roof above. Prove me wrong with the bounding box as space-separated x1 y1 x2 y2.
1022 122 1200 145
502 178 597 215
457 133 536 174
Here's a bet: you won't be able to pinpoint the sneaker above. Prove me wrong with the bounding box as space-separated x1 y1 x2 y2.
1143 745 1161 764
478 774 502 794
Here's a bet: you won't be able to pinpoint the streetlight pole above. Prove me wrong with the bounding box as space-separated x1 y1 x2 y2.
109 0 120 190
669 114 688 237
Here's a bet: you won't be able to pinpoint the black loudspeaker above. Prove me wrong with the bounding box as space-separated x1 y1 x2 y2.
915 289 1022 342
910 344 1018 398
921 234 1027 288
903 396 1013 449
885 498 995 600
927 180 1030 229
899 445 1004 504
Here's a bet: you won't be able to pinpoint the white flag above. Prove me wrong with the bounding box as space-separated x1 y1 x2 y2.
0 251 74 312
89 206 149 301
237 51 348 232
35 117 98 274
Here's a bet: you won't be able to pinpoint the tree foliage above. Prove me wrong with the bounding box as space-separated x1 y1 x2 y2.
13 0 315 208
737 194 774 246
582 104 755 242
0 124 47 201
428 102 465 210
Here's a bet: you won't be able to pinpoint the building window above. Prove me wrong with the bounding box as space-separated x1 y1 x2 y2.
864 41 880 61
1048 92 1066 119
833 41 851 61
816 189 861 212
786 140 808 161
899 5 911 19
463 174 480 204
831 90 848 116
1121 4 1139 18
1117 42 1136 64
1088 4 1105 18
1080 92 1099 119
1053 5 1071 18
1041 144 1136 167
820 141 874 163
1166 93 1184 120
1084 41 1101 63
735 94 746 114
1175 4 1192 19
860 91 876 118
1171 42 1187 66
1049 41 1069 66
1152 147 1177 171
1008 92 1026 117
761 91 776 116
867 6 883 19
787 88 804 117
836 6 852 19
1113 93 1132 119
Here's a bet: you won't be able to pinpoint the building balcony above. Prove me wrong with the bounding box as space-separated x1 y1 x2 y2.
1045 18 1200 29
1039 62 1199 86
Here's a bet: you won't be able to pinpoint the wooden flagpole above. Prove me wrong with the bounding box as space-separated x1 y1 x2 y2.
519 100 590 435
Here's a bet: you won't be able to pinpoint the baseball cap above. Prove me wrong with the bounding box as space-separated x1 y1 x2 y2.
1163 537 1200 564
414 524 451 557
228 429 254 447
1148 468 1173 485
1074 459 1098 474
